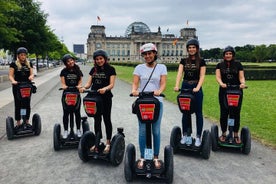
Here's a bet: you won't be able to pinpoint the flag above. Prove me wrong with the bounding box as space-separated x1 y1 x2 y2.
172 39 178 46
167 28 169 32
186 20 189 26
97 16 101 21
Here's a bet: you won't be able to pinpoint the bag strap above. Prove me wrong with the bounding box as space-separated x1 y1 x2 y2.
141 63 157 92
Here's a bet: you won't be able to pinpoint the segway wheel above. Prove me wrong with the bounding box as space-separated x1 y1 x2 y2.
82 119 90 133
170 126 181 153
110 134 125 166
201 129 211 159
6 116 14 140
241 127 251 155
78 131 95 162
211 124 219 151
124 143 136 182
164 145 174 184
32 113 41 135
53 123 61 151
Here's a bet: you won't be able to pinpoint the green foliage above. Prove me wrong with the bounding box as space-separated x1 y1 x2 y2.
113 65 276 148
0 0 67 59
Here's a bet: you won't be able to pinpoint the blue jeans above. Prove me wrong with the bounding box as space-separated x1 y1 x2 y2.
138 102 163 158
181 82 203 138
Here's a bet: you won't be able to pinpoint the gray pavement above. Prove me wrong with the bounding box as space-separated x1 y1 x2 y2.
0 64 275 184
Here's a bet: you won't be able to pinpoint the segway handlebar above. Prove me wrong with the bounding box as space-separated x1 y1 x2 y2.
226 84 248 89
58 86 79 92
83 89 99 95
130 91 165 97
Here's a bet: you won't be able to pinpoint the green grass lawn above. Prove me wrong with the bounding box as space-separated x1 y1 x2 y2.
114 65 276 148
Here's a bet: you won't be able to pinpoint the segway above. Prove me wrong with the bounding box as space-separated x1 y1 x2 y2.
78 89 125 166
124 92 173 183
6 81 41 140
211 84 251 154
170 89 211 159
53 87 90 151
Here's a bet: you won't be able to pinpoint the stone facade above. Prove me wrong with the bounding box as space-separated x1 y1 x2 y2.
87 22 197 63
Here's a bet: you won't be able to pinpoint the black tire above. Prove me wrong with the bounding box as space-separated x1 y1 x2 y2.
78 131 95 162
53 123 61 151
82 120 90 133
201 129 211 159
6 116 14 140
170 126 181 153
32 113 41 135
211 124 219 151
124 143 136 182
164 145 174 184
110 134 125 166
241 127 251 155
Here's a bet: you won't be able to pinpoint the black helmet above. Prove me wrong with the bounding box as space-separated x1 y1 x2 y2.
186 38 199 49
93 49 108 60
62 54 74 64
223 46 235 56
17 47 28 55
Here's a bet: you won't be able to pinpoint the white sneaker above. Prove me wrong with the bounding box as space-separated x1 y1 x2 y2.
63 130 68 139
180 135 187 144
195 137 201 147
185 136 193 145
77 129 82 138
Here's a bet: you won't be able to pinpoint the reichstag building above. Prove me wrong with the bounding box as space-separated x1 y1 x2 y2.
87 22 197 63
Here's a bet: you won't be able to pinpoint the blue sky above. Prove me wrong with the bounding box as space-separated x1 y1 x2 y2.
40 0 276 51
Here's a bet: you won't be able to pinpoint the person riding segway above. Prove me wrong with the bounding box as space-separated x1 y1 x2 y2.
171 39 211 159
6 47 41 140
211 46 251 154
78 49 125 166
124 43 173 183
53 54 89 151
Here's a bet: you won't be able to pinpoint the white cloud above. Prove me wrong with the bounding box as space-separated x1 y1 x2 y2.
39 0 276 51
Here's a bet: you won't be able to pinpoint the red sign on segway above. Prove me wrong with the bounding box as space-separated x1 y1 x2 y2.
227 94 240 107
139 104 155 120
65 94 78 106
20 87 32 98
179 98 191 111
84 101 97 115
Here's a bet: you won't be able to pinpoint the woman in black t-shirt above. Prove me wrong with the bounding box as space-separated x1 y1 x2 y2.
174 39 206 147
60 54 83 139
216 46 246 144
9 47 34 128
80 50 116 154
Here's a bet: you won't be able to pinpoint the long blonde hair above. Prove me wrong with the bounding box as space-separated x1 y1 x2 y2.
15 59 31 70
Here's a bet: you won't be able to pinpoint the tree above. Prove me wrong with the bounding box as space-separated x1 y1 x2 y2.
0 0 21 49
253 45 267 62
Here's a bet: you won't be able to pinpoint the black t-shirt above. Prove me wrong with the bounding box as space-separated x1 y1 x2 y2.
60 67 83 87
89 65 116 96
216 60 243 85
180 58 206 81
10 61 33 82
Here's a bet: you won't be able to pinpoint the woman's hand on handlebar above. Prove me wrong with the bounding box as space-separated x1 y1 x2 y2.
131 90 139 97
11 80 18 85
154 90 162 96
173 86 179 92
61 85 68 90
97 87 107 94
240 83 247 89
220 83 227 88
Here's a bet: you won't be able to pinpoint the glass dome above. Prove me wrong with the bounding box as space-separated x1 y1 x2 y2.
125 22 151 36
